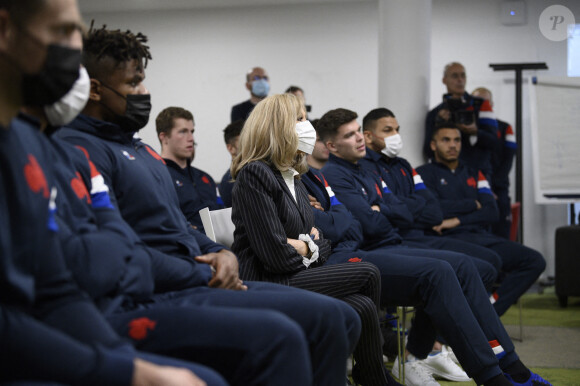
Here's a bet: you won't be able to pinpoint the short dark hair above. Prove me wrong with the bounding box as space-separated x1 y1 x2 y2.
362 108 395 132
285 85 303 94
156 107 194 142
0 0 45 26
432 120 459 139
310 118 319 130
83 22 152 81
223 119 244 145
316 108 358 142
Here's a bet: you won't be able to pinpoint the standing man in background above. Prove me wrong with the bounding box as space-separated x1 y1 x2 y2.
424 62 499 180
230 66 269 122
472 87 517 239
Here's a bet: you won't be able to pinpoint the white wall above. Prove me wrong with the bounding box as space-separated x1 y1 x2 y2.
82 0 577 276
82 2 378 183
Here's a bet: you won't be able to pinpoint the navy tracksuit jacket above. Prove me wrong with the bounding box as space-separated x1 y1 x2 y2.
491 119 517 239
0 116 212 385
417 161 546 316
165 159 224 232
56 114 361 386
302 164 517 383
359 147 501 289
219 168 234 208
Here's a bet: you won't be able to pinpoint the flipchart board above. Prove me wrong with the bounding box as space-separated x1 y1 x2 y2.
529 76 580 204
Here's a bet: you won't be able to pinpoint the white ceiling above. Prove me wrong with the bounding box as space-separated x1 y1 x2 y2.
78 0 371 14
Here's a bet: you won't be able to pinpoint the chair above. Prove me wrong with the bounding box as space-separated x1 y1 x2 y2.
509 202 521 242
555 225 580 307
199 207 235 248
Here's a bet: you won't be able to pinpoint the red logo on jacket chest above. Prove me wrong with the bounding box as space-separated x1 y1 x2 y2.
70 172 91 203
128 317 157 340
466 177 477 188
24 154 49 198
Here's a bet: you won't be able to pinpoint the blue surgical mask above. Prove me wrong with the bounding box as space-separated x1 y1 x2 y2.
252 78 270 98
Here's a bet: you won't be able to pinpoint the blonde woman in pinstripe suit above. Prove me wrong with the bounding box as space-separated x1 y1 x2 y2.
231 94 399 386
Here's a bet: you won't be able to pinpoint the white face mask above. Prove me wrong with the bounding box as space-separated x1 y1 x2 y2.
296 120 317 154
381 133 403 158
44 66 90 126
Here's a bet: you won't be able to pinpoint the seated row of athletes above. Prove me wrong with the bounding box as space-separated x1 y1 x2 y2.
1 4 550 385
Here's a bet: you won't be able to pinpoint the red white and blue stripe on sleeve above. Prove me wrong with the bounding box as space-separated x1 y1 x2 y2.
504 124 517 149
477 171 493 196
87 160 114 209
76 146 113 209
478 99 498 129
412 169 427 191
380 178 392 195
322 175 342 206
216 186 224 206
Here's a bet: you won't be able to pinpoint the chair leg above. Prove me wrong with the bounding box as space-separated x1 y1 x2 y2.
510 298 524 342
396 306 405 384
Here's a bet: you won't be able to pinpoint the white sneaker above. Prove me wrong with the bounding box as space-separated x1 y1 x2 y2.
421 350 471 382
392 357 440 386
443 345 460 365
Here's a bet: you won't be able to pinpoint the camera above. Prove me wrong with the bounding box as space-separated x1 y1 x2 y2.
442 96 479 126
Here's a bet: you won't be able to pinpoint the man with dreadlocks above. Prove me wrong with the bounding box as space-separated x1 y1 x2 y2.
57 24 362 386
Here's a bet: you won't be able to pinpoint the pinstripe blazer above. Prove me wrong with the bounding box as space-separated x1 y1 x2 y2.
231 160 331 285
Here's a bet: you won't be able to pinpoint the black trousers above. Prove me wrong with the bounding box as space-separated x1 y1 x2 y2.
288 261 387 386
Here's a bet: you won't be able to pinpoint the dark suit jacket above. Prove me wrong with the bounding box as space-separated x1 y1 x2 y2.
231 160 331 285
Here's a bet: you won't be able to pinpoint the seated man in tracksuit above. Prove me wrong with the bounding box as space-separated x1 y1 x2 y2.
2 115 225 386
416 122 546 317
0 1 222 383
56 24 360 386
316 107 552 386
359 107 501 292
157 106 224 232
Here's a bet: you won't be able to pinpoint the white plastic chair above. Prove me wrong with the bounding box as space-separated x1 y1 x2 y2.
199 207 235 248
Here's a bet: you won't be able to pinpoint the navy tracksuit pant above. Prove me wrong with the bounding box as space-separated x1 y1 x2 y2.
402 236 501 291
106 281 360 386
445 231 546 316
327 245 519 385
492 188 512 239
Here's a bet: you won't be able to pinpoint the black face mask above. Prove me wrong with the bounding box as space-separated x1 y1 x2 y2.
100 83 152 133
20 39 82 106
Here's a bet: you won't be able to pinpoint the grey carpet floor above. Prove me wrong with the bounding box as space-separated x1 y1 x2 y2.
505 324 580 369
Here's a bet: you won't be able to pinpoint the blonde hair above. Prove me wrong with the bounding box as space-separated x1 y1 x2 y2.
231 93 308 179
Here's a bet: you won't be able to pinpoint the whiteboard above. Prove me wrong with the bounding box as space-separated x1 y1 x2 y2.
529 76 580 204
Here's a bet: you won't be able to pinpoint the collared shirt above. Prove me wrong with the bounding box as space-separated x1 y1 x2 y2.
279 167 299 202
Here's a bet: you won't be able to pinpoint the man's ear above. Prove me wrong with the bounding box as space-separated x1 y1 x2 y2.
245 81 252 92
158 131 167 146
362 130 373 145
326 139 337 153
225 143 236 157
430 139 437 152
89 78 102 102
